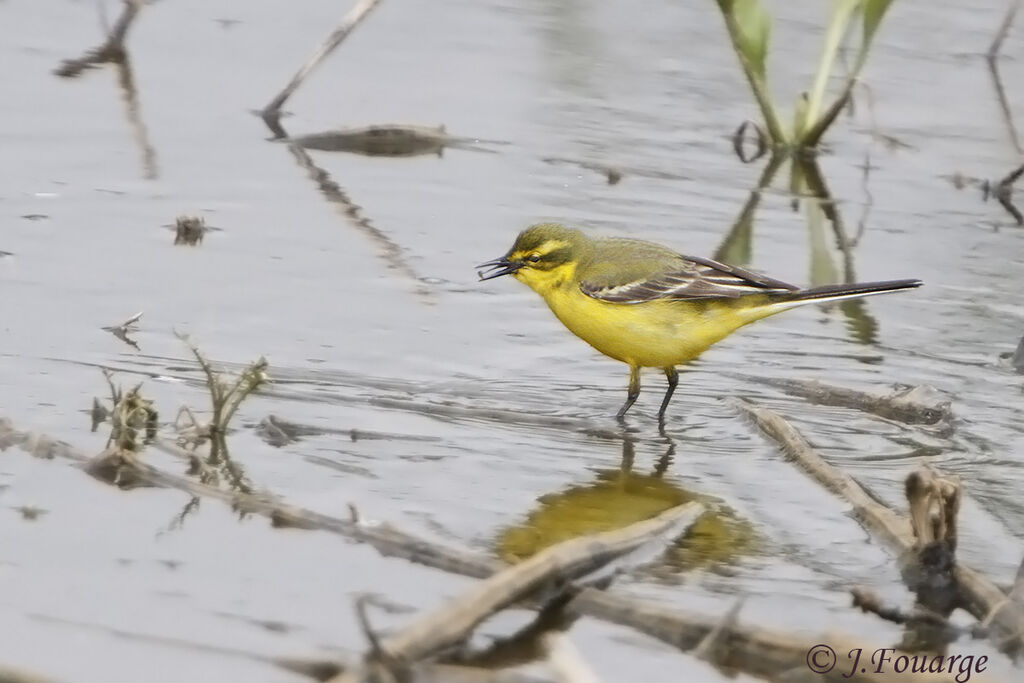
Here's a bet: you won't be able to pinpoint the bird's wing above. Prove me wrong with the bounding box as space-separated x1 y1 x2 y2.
580 248 799 304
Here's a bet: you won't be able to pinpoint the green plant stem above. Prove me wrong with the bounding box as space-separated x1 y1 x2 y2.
716 2 788 144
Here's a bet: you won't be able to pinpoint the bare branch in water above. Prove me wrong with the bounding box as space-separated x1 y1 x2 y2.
259 0 385 138
733 398 1024 655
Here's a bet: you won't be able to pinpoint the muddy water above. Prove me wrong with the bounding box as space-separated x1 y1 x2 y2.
2 0 1023 680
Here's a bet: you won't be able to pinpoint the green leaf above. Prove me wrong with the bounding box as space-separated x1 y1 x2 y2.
803 0 859 137
730 0 772 79
800 0 897 147
716 0 787 143
862 0 894 49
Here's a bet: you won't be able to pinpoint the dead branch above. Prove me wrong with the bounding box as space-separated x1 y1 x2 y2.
0 417 501 579
732 398 911 548
733 398 1024 653
693 598 744 667
375 503 704 664
571 589 990 682
447 590 583 670
260 0 385 138
748 378 952 427
2 416 1004 681
540 633 601 683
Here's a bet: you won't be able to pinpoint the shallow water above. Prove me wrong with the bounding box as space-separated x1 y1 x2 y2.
2 0 1023 681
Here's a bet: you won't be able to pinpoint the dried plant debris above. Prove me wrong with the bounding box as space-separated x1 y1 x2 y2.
14 505 49 521
84 447 155 489
5 413 1021 681
355 503 703 677
95 370 158 452
83 371 159 488
101 311 142 350
259 0 386 138
902 467 962 618
0 665 56 683
735 399 1024 655
174 333 268 444
752 378 953 426
174 215 207 245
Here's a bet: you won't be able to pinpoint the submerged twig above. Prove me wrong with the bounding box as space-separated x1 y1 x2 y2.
540 633 601 683
573 588 981 683
746 377 952 427
851 586 980 638
733 398 1024 654
260 0 385 138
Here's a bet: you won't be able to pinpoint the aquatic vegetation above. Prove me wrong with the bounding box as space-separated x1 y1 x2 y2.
97 370 158 452
172 333 267 493
173 215 207 246
715 0 895 149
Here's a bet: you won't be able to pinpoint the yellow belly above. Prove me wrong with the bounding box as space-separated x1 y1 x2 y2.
539 286 771 368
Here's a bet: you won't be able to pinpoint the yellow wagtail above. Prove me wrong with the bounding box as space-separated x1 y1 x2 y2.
478 223 922 420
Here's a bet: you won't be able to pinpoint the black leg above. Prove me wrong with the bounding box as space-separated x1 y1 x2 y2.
658 366 678 420
616 366 641 418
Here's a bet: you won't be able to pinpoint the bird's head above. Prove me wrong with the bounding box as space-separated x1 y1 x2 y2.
477 223 588 291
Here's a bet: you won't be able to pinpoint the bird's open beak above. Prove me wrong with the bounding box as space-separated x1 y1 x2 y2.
476 256 521 281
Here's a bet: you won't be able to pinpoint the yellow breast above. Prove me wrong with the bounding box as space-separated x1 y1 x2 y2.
514 264 770 368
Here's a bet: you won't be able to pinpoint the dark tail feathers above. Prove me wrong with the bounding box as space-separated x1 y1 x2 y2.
783 278 923 304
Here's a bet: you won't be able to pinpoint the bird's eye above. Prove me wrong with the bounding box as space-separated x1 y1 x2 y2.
527 253 542 263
